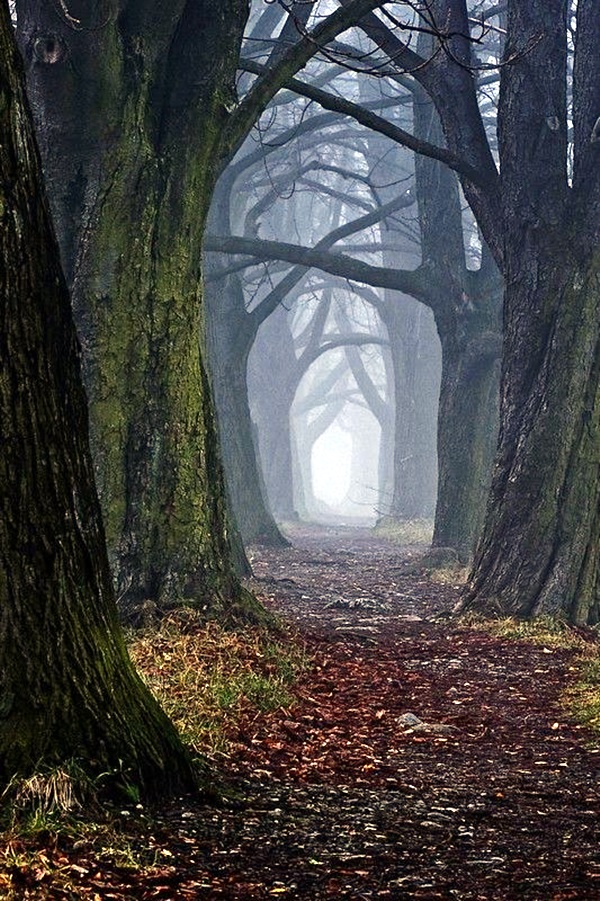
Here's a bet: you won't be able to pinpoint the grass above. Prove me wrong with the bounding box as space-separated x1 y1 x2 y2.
461 612 586 648
564 654 600 735
128 608 307 759
0 808 165 898
463 612 600 741
373 516 434 545
429 565 470 586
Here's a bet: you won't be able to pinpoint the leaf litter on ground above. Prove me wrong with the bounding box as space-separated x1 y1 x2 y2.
1 523 600 899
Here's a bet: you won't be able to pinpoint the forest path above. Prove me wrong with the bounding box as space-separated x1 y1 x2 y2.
205 523 599 900
8 525 600 899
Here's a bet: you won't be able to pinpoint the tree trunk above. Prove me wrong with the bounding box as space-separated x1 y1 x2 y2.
413 75 501 560
0 3 195 795
465 246 600 622
249 308 300 522
206 307 290 547
433 317 500 560
204 178 289 548
17 0 257 620
385 301 440 521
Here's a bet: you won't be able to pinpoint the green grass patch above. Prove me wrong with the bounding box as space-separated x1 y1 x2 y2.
129 609 307 758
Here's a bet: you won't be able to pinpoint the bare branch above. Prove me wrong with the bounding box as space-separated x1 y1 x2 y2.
240 57 491 186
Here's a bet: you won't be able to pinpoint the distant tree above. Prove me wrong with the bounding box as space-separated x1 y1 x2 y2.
0 0 195 795
248 282 385 520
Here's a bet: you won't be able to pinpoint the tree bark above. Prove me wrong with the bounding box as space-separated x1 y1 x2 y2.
465 245 600 621
461 0 600 622
433 313 501 560
0 2 195 795
17 0 257 620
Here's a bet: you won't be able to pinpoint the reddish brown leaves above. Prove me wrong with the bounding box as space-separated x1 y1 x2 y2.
2 525 600 899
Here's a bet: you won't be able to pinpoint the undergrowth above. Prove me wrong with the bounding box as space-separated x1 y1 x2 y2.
373 516 433 546
0 609 307 896
463 613 600 741
129 608 307 759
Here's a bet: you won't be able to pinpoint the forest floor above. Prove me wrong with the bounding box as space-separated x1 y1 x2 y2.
2 523 600 899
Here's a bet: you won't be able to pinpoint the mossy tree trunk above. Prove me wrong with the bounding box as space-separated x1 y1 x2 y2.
432 305 501 561
17 0 253 618
0 1 195 794
407 0 600 622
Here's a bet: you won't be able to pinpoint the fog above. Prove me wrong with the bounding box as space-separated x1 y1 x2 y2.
204 3 447 544
311 423 352 508
309 407 381 522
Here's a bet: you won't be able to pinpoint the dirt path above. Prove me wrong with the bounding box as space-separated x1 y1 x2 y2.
142 525 600 899
8 526 600 898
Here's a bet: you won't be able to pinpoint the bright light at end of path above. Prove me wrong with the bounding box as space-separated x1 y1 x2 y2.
312 424 352 506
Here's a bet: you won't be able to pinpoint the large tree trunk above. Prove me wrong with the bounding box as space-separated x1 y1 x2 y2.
206 300 289 547
17 0 256 619
462 0 600 622
465 246 600 622
0 3 195 794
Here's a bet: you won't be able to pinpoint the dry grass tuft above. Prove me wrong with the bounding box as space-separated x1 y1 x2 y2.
430 566 470 586
373 517 434 546
462 613 587 649
563 652 600 736
1 762 96 819
129 608 307 759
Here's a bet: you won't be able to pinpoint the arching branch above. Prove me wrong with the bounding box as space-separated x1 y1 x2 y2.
204 233 432 308
240 58 489 186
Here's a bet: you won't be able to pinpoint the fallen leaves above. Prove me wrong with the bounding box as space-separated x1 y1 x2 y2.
2 525 600 899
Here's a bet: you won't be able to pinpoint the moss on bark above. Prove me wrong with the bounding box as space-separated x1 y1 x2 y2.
0 3 196 796
19 0 258 622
